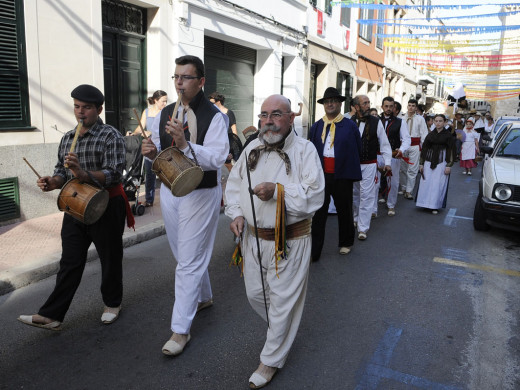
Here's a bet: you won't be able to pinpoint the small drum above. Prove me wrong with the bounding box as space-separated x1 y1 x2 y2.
152 146 204 197
57 178 109 225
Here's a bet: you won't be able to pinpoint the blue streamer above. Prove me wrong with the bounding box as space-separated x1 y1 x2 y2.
356 10 520 24
332 1 520 10
377 24 520 38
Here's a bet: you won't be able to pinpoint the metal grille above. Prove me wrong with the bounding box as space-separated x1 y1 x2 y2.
513 185 520 202
0 177 20 221
205 36 256 64
102 0 144 35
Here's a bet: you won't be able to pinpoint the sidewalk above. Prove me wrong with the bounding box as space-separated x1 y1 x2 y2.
0 189 165 296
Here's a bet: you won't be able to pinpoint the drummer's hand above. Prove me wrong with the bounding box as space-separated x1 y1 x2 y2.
166 118 187 150
419 165 424 173
37 176 62 192
230 216 244 237
444 166 451 175
141 137 158 159
253 182 276 201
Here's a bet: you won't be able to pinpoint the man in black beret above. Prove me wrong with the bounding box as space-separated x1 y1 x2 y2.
309 87 362 260
19 84 131 330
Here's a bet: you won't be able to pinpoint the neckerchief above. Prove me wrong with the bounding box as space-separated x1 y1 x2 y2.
247 138 291 175
321 113 344 149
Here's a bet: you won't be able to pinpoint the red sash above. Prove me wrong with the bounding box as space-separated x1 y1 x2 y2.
108 184 135 229
411 137 421 146
323 157 335 174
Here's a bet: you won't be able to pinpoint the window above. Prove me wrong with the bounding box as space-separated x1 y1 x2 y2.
340 4 351 27
336 72 353 114
325 0 332 15
309 0 317 7
0 0 30 129
359 8 374 42
376 9 385 50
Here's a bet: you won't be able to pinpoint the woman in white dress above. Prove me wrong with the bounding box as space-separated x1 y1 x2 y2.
459 117 480 175
416 114 456 214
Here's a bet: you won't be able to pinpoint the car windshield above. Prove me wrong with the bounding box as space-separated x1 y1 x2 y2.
496 128 520 159
493 119 508 133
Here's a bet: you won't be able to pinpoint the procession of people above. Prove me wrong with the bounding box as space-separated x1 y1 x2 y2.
16 51 488 387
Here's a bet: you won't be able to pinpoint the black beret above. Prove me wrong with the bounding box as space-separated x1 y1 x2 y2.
71 84 104 106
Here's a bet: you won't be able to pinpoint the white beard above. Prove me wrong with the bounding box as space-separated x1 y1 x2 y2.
259 124 285 145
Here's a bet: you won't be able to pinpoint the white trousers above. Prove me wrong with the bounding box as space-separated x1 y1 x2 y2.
372 155 385 215
386 157 401 209
161 183 221 334
353 163 378 233
242 231 311 368
399 145 420 193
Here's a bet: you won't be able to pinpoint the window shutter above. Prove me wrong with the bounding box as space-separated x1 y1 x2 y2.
0 0 30 129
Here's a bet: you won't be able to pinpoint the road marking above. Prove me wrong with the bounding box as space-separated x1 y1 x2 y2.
444 208 472 226
434 257 520 277
356 326 462 390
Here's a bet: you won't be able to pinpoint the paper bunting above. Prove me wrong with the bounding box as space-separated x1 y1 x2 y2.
357 10 520 24
377 25 520 38
332 1 520 10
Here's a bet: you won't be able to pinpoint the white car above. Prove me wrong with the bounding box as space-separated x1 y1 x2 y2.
474 123 520 232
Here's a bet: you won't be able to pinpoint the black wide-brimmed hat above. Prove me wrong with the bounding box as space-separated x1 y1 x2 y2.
317 87 346 104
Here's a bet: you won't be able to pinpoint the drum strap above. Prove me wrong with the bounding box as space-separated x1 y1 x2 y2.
108 184 135 230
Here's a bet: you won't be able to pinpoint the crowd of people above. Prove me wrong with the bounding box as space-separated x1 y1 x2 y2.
17 54 490 389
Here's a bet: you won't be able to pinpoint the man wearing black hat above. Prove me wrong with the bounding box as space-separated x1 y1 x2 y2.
309 87 361 260
19 84 129 330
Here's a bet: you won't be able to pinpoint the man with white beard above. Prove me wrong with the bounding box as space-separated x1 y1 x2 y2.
225 94 324 388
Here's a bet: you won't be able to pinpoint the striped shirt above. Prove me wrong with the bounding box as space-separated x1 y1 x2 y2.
54 118 126 187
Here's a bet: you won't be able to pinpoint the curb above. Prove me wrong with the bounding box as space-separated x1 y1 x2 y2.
0 221 165 297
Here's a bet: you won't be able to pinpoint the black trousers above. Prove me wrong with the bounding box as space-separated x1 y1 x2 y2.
39 196 126 322
311 174 355 261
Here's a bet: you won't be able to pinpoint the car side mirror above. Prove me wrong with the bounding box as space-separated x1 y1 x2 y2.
481 146 493 155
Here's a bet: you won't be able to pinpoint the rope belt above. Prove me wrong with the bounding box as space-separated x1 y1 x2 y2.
248 219 311 241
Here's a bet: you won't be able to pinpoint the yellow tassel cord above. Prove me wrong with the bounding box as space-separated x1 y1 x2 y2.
230 240 244 276
274 183 288 278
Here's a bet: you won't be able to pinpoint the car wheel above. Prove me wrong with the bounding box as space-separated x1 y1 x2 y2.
473 194 490 231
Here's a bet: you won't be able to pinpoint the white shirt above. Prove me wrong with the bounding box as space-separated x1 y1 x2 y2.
404 113 429 143
225 131 325 227
357 120 392 166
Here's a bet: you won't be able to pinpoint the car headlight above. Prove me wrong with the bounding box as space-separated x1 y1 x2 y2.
494 184 512 201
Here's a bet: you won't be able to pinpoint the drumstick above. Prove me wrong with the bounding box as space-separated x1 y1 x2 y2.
133 108 148 139
23 157 41 179
65 120 83 168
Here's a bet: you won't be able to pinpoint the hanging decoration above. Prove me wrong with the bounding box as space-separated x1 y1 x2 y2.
357 10 520 24
332 1 520 10
335 0 520 102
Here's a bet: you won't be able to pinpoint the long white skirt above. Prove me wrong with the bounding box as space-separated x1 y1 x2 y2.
416 161 450 210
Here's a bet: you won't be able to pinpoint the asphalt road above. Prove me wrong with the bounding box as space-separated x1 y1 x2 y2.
1 165 519 390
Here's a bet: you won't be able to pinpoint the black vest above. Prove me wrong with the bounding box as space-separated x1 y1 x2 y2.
381 115 402 151
158 90 221 189
354 115 380 162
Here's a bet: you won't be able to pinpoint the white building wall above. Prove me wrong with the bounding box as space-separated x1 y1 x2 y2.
0 0 309 223
178 0 307 130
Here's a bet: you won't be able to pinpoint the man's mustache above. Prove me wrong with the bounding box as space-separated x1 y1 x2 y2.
260 124 281 133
